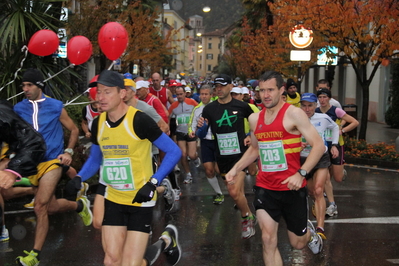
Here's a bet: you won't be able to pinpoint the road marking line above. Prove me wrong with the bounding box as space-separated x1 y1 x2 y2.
386 259 399 264
323 216 399 224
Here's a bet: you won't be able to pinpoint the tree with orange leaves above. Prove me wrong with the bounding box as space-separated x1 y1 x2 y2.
233 0 399 140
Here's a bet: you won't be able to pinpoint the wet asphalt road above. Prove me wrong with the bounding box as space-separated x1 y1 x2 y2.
2 163 399 266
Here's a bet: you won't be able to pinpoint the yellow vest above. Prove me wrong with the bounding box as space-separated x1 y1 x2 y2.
286 92 301 107
98 107 156 207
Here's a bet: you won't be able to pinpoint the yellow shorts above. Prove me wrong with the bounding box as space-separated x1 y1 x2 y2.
1 143 9 160
27 158 61 186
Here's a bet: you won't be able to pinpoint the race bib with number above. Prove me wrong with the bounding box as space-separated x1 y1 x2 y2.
324 128 333 142
102 158 134 190
176 113 190 125
216 132 241 155
259 140 288 172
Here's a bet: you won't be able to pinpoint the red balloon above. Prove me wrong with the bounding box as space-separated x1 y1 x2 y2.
67 36 93 65
28 30 59 56
381 58 390 67
98 22 128 60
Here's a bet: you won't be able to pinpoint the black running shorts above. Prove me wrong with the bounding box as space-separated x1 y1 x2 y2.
253 186 308 236
102 199 153 233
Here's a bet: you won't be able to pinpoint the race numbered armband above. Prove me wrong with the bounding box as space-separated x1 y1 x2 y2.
216 132 241 155
258 140 288 172
102 158 134 190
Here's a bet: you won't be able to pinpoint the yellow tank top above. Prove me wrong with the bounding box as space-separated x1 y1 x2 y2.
98 107 156 207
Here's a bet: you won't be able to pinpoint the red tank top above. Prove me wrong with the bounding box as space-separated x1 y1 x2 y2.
254 103 304 191
149 86 168 107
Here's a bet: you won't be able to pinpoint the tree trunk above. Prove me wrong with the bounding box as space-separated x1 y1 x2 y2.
358 67 370 140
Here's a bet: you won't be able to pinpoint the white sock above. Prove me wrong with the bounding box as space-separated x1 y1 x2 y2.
207 176 222 194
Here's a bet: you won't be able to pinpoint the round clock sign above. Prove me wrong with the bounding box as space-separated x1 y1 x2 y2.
289 25 313 49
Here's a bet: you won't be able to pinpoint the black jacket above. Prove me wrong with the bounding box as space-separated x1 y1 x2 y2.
0 100 46 177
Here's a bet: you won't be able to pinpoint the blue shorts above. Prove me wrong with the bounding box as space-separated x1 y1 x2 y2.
200 139 216 163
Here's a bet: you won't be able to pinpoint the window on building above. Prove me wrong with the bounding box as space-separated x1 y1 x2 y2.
200 64 202 69
208 43 212 49
206 54 213 59
207 65 212 71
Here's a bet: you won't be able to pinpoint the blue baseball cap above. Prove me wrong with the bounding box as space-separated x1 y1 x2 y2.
300 93 317 103
124 72 133 79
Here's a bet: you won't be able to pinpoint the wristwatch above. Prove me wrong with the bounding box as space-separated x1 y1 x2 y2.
64 148 74 156
150 177 158 186
297 169 307 177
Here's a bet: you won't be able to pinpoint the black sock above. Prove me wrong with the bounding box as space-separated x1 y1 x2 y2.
168 172 179 190
76 199 83 213
33 249 41 260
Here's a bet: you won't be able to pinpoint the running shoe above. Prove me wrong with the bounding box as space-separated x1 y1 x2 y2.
326 204 338 217
16 250 40 266
241 214 256 239
78 197 93 226
193 157 201 168
316 227 327 240
161 224 181 265
343 169 348 181
162 179 176 212
174 189 181 201
24 198 35 209
213 193 224 205
174 165 180 173
307 220 323 254
0 227 9 242
183 173 192 184
76 182 89 201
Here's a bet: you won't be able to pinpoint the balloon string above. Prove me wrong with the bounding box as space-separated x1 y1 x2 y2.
64 101 92 106
108 61 115 70
0 45 29 93
7 91 24 101
43 63 75 82
64 87 91 107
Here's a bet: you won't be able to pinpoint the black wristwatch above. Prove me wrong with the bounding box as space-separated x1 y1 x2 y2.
297 169 307 177
150 177 158 186
332 144 339 148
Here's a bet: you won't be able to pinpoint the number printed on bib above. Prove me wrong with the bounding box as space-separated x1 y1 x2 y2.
176 113 190 125
102 158 134 190
216 132 241 155
259 140 288 171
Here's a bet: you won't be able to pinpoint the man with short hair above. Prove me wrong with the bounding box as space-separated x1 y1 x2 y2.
285 78 301 107
136 80 169 123
149 72 174 108
66 70 182 266
197 74 256 239
300 93 339 239
168 86 199 184
188 84 224 204
226 71 325 265
14 68 90 266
